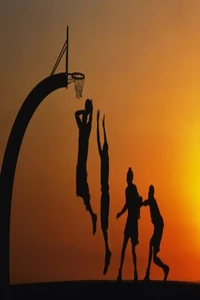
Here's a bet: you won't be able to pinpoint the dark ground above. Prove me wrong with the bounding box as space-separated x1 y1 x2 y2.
7 280 200 299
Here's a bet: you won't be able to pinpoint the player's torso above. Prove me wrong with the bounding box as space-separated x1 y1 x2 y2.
101 152 109 185
150 198 163 225
126 185 140 219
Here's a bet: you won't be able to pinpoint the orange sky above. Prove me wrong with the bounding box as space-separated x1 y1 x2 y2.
1 0 200 284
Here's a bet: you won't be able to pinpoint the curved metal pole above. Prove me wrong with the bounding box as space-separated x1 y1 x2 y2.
0 73 67 289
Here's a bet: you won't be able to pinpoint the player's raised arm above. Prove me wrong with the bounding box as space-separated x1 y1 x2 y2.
87 99 93 126
102 114 108 147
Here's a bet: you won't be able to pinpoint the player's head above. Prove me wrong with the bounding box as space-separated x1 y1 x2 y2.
148 185 154 197
127 167 133 184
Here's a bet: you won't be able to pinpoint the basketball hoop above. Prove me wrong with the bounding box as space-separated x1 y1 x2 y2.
50 26 85 99
69 72 85 99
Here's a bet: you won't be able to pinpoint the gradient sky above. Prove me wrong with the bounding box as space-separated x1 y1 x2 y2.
1 0 200 284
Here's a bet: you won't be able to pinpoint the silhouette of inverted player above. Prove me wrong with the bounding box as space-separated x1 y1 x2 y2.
75 99 97 235
116 168 142 281
97 110 112 275
141 185 170 281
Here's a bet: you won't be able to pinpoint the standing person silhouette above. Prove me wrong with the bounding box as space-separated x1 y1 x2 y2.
116 168 142 281
75 99 97 235
97 110 112 275
141 185 170 281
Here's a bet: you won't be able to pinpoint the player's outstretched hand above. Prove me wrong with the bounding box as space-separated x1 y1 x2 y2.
102 114 105 127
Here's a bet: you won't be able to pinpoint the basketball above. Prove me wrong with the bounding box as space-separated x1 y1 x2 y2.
85 99 92 113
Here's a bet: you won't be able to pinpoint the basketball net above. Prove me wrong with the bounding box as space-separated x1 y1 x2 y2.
74 77 85 99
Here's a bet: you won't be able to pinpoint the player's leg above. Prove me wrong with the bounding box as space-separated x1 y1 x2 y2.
131 242 138 281
102 219 112 275
103 228 109 252
84 191 97 235
101 191 112 274
152 226 170 281
83 172 97 234
153 247 169 281
117 235 129 281
86 203 97 235
144 238 153 280
102 229 112 275
131 222 139 281
101 192 111 252
76 159 97 234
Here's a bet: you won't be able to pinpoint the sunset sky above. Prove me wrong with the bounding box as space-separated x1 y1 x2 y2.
1 0 200 284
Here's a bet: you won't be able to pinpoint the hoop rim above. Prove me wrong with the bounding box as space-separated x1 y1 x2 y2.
69 72 85 80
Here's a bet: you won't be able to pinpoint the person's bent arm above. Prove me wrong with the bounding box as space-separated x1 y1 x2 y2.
116 203 127 219
75 110 84 128
141 199 150 207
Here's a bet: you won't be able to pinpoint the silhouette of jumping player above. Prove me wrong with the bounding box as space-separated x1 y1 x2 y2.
75 99 97 235
141 185 170 281
116 168 142 281
97 109 112 275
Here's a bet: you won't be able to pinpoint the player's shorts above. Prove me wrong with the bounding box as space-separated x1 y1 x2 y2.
76 165 90 206
150 223 164 253
124 219 139 246
100 190 110 231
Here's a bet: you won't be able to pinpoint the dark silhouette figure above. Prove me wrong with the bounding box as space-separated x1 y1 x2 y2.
141 185 170 281
116 168 142 281
75 99 97 235
97 110 112 275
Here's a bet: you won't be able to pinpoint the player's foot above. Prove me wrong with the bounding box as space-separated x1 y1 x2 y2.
92 214 97 235
117 269 122 282
103 250 112 275
133 270 138 281
163 265 170 281
143 272 150 281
